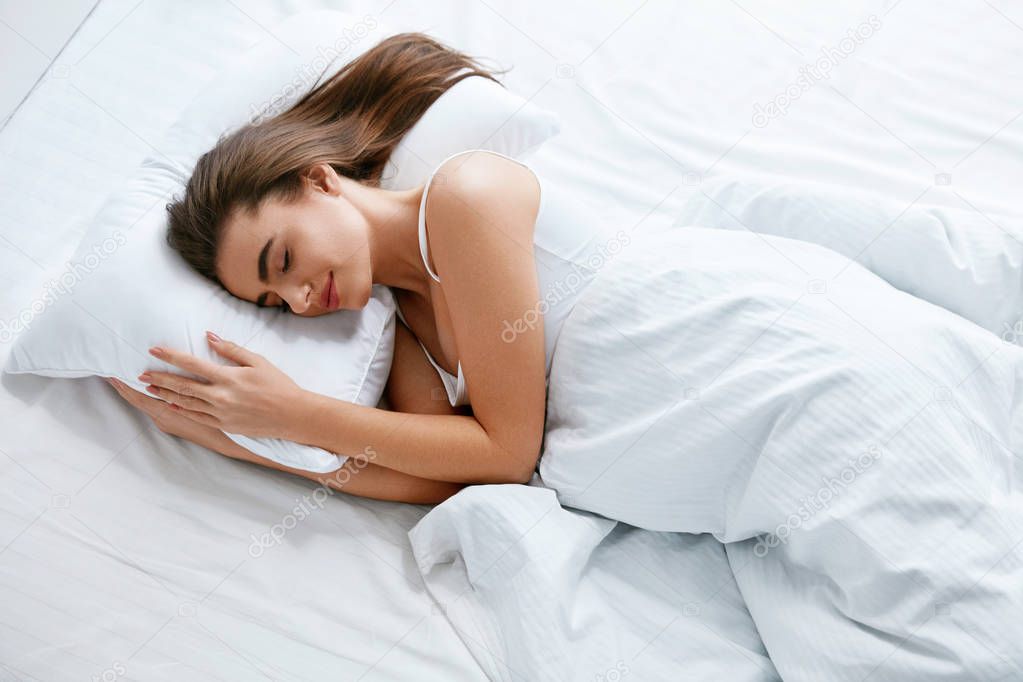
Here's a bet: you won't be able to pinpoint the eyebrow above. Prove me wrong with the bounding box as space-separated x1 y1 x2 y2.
256 237 273 307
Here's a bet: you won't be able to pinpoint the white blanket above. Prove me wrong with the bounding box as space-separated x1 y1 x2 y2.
536 226 1020 679
672 176 1023 339
411 483 779 682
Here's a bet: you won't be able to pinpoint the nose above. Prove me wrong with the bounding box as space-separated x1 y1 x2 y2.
281 281 312 314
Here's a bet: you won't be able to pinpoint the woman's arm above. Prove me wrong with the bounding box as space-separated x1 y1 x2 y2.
212 431 465 505
281 154 547 485
287 394 519 484
106 377 465 504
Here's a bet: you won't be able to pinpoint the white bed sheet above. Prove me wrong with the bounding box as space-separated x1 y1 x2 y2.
3 0 1023 680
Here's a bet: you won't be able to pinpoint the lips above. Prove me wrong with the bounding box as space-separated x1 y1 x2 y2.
320 271 337 310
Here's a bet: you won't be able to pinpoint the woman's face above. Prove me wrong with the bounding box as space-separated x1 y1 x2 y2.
215 165 373 316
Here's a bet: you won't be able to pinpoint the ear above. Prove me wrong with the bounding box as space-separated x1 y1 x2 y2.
302 162 342 196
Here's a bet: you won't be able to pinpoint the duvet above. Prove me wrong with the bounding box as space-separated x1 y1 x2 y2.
538 226 1022 679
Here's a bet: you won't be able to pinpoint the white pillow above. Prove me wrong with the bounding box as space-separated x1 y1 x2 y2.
3 10 562 473
673 176 1023 338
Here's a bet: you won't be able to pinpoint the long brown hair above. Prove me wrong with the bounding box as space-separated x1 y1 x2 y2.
166 32 503 285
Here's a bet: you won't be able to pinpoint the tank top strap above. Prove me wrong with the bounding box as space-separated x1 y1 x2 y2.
417 148 542 284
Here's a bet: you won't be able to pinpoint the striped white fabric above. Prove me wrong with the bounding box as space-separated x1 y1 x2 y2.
537 227 1021 679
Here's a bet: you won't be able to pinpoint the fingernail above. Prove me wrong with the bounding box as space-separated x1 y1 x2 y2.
138 373 151 382
149 347 164 357
206 331 221 343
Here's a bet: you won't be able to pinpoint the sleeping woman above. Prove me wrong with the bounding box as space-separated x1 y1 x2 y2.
105 30 1021 547
107 32 611 503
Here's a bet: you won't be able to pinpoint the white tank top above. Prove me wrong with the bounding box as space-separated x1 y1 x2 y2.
394 148 618 407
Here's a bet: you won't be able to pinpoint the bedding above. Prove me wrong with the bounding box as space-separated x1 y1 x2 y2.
2 8 562 474
4 0 1023 679
536 225 1021 679
672 176 1023 338
411 483 780 682
411 216 1023 680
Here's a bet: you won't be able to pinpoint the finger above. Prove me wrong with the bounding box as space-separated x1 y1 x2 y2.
107 377 142 406
106 377 127 401
206 331 263 367
145 384 217 415
141 371 214 401
108 378 163 416
148 345 222 380
171 403 222 429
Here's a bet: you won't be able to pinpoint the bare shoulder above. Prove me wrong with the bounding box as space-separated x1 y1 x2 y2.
426 151 540 239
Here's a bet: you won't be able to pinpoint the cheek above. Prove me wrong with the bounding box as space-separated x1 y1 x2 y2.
332 214 371 266
335 231 373 301
311 204 359 255
301 199 370 279
338 207 368 246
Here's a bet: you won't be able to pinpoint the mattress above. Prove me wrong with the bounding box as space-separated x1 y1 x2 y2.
2 0 1021 680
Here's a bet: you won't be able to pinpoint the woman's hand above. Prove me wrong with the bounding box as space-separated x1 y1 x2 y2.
106 376 226 448
136 331 305 440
